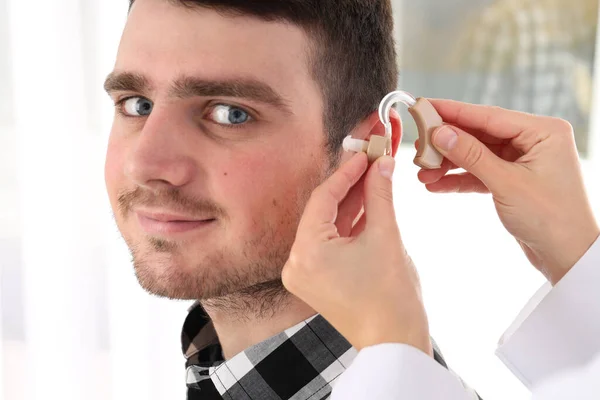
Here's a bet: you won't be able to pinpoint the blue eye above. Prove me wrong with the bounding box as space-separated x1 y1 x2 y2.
120 97 153 116
210 105 251 125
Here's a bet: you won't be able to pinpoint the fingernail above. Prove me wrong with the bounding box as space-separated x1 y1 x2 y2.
378 156 396 180
433 126 458 152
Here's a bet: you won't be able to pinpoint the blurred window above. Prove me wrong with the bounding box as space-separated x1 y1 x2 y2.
396 0 598 156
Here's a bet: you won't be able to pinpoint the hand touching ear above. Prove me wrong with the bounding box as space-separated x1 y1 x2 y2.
282 153 432 355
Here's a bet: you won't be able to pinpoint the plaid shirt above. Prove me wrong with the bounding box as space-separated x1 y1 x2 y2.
182 302 481 400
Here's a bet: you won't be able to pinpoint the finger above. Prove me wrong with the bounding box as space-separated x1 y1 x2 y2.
336 176 365 237
465 127 508 145
297 153 368 239
362 156 399 233
428 99 543 140
426 126 506 147
473 130 507 145
417 141 519 185
431 125 510 192
419 127 506 161
497 143 523 162
425 172 490 194
417 158 457 184
417 128 506 182
350 212 367 237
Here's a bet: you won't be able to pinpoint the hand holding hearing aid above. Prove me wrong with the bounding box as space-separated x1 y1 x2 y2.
282 152 432 356
419 99 600 285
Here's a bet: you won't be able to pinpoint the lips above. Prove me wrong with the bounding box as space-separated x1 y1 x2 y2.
135 210 216 235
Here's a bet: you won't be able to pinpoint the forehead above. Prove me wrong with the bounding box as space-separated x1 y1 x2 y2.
117 0 318 101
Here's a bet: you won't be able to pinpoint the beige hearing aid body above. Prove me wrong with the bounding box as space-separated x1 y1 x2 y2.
408 98 444 169
343 91 444 169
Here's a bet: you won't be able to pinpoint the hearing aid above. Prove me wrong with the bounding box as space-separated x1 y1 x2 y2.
342 91 444 169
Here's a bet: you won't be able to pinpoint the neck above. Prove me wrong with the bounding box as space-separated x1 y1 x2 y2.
201 282 317 360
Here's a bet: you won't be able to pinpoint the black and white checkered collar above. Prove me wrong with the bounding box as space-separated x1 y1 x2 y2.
181 302 450 400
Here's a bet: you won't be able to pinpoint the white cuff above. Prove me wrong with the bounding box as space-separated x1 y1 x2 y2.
331 344 477 400
496 236 600 388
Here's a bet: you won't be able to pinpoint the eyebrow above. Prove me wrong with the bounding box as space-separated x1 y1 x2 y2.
103 71 292 114
172 76 292 113
104 72 151 95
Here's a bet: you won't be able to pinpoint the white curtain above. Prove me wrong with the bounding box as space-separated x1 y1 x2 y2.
2 1 188 399
1 1 598 400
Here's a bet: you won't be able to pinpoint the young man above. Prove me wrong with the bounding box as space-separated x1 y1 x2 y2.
103 1 478 398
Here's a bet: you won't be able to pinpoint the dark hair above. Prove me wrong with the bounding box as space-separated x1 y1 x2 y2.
128 0 398 158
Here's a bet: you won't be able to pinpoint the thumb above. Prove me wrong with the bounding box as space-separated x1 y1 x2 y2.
363 156 398 232
432 125 507 191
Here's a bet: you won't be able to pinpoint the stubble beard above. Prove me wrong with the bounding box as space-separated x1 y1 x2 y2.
129 217 295 318
125 188 317 319
118 159 331 318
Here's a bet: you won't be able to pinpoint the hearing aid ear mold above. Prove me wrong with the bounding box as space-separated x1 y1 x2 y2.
342 91 444 169
342 135 391 164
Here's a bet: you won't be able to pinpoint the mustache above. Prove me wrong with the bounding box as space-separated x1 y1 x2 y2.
118 187 226 219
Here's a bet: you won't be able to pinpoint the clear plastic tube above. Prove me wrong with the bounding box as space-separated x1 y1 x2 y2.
378 90 417 139
343 90 417 155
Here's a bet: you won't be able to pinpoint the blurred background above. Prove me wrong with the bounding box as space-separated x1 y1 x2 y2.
0 0 599 399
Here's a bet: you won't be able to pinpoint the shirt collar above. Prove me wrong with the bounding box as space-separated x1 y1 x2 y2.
181 302 451 400
182 302 355 400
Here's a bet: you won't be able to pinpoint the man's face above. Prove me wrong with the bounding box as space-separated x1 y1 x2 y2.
104 0 331 300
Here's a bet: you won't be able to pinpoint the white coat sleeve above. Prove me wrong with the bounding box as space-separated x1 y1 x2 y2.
530 352 600 400
331 236 600 400
496 236 600 388
330 343 478 400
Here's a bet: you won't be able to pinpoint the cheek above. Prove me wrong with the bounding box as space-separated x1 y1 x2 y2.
104 134 128 203
216 153 315 234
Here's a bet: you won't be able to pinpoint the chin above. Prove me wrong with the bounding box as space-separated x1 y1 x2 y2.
130 244 287 301
122 211 299 301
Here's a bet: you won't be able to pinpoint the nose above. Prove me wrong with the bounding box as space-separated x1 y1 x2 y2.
125 109 197 192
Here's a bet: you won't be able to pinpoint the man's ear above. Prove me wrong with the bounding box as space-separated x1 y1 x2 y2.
387 108 402 157
339 108 403 164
